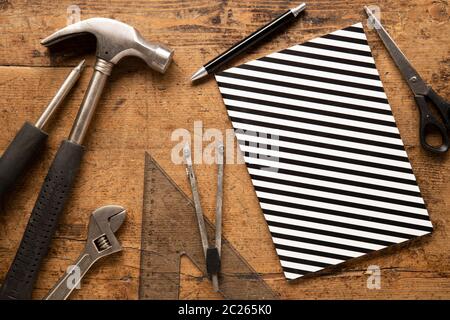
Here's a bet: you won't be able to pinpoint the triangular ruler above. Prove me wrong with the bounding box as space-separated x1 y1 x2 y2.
139 152 278 299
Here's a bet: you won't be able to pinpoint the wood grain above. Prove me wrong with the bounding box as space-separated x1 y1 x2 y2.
0 0 449 299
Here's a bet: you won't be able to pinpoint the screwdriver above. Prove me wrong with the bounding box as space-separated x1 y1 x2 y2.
0 60 85 197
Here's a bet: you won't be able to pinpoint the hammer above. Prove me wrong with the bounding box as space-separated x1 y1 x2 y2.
0 18 173 300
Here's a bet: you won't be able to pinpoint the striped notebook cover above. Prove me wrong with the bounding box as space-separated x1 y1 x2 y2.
215 23 434 281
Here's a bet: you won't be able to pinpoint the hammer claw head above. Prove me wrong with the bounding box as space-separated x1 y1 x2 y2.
41 20 91 47
41 18 173 73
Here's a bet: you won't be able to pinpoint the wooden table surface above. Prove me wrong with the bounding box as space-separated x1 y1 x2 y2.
0 0 449 300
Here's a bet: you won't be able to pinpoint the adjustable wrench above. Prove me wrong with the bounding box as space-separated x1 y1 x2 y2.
44 205 126 300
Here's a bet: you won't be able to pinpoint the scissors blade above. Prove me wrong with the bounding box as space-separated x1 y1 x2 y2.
364 6 429 96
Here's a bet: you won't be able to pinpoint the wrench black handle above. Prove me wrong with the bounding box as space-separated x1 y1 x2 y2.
0 122 48 197
0 140 84 300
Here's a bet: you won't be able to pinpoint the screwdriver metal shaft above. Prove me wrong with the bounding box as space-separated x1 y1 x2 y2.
35 59 86 129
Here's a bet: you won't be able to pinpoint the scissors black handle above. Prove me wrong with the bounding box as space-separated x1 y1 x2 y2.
427 88 450 127
415 92 450 154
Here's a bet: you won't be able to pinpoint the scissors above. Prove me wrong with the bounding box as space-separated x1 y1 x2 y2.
365 6 450 154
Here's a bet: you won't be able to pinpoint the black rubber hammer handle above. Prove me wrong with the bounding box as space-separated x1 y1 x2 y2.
0 140 84 299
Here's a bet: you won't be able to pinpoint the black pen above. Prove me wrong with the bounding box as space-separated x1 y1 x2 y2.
191 2 306 82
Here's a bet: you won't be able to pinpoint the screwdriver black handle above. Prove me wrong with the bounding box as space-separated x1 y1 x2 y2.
0 122 48 197
0 140 84 300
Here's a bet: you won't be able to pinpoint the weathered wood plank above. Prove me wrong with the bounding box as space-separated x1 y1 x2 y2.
0 0 449 299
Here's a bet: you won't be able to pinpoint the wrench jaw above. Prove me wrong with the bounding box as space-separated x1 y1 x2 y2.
85 205 126 261
109 209 126 233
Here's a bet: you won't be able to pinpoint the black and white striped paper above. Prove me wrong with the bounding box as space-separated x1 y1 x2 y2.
215 23 433 280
